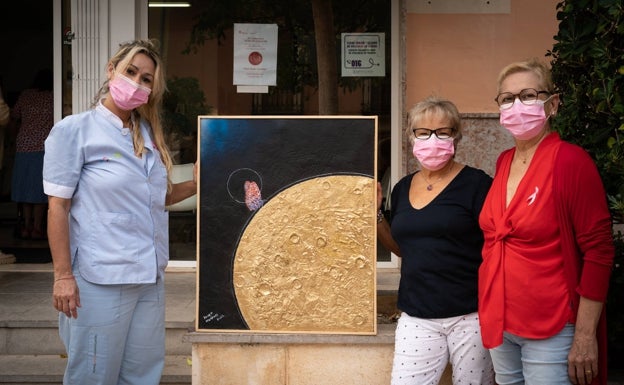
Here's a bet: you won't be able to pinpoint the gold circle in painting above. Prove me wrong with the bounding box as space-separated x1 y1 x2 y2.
233 175 376 333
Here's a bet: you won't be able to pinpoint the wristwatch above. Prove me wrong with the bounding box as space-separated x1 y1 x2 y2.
377 209 384 223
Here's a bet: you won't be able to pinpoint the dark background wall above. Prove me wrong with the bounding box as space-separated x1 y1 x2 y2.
0 0 53 199
0 0 54 106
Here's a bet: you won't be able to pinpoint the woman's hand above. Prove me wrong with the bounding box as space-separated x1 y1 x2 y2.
53 275 81 318
568 331 598 385
48 196 79 318
568 296 603 385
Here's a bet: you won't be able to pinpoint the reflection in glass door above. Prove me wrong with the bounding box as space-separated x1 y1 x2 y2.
61 0 73 118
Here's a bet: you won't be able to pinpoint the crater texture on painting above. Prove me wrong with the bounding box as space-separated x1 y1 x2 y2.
234 175 375 332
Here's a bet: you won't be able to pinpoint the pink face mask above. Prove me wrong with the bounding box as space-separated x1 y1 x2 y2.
499 100 548 140
412 136 455 171
109 74 151 111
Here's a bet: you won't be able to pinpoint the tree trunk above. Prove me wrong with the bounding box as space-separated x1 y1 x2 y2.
311 0 338 115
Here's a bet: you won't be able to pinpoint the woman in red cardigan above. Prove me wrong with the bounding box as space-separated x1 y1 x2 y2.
478 58 615 385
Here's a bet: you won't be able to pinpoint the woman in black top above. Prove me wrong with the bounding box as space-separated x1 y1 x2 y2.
377 96 494 385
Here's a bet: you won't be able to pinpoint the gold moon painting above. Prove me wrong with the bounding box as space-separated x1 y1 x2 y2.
196 115 378 334
232 174 376 334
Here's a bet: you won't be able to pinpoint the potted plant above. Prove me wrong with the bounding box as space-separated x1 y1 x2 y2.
163 76 212 164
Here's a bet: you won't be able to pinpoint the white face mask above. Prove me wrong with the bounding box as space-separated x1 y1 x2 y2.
499 99 549 140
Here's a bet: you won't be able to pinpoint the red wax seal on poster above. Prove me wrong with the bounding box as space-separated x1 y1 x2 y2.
248 51 263 65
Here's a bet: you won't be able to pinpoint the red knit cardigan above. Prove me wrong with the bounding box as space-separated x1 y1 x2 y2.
553 134 614 385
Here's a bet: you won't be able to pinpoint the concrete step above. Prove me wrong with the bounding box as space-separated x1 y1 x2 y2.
0 268 196 384
0 354 191 384
0 324 192 356
0 317 192 384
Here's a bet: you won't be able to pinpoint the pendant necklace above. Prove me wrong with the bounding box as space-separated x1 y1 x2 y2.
516 149 534 164
516 147 532 164
516 130 547 164
422 162 454 191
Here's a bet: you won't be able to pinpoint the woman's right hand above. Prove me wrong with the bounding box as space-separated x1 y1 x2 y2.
47 196 79 318
376 182 383 211
53 276 80 318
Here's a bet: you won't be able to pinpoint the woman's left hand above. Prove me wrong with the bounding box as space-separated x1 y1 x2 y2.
568 331 598 385
376 182 383 211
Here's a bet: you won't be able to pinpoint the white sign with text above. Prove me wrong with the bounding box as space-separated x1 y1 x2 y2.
341 33 385 77
233 23 278 88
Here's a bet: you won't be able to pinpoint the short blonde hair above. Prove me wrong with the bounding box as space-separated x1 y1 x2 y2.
405 96 463 146
496 58 555 94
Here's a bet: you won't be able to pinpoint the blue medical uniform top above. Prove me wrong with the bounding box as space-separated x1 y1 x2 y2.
43 103 169 284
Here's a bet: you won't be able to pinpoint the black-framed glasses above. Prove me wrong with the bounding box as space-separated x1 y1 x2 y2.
495 88 551 110
412 127 454 140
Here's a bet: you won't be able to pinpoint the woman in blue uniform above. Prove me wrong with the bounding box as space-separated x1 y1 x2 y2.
43 39 197 385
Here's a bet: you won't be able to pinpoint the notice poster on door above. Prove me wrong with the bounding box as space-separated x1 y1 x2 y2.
341 33 385 77
233 23 278 93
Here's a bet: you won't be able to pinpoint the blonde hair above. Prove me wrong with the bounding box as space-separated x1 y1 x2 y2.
92 39 173 190
496 58 555 94
405 96 463 146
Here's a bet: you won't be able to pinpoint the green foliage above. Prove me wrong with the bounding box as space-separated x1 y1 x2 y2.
163 76 211 136
609 194 624 223
608 229 624 364
548 0 624 203
548 0 624 368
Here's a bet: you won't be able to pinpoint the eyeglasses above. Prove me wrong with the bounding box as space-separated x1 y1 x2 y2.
495 88 551 110
412 127 454 140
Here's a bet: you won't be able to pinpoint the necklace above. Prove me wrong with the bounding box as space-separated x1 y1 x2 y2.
516 131 548 164
422 162 454 191
516 146 537 164
516 147 533 164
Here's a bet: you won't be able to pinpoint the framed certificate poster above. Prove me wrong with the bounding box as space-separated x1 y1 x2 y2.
196 116 377 334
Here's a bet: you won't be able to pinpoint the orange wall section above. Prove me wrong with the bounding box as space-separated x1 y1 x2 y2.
406 0 559 113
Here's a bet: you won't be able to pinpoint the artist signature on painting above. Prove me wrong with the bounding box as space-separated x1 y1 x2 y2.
203 312 226 323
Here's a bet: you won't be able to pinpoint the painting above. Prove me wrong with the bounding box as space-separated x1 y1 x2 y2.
196 116 377 334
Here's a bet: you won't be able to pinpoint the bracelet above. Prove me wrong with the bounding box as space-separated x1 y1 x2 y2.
377 209 384 224
55 275 75 282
